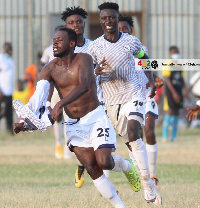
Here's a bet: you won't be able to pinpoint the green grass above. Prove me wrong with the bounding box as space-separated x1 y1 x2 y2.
0 127 200 208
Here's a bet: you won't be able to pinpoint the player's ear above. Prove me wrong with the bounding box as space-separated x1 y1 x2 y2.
70 40 76 48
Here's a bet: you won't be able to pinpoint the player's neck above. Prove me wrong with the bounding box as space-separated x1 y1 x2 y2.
77 34 85 47
60 52 75 64
104 31 121 43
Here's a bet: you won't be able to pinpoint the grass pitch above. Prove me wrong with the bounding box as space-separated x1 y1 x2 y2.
0 127 200 208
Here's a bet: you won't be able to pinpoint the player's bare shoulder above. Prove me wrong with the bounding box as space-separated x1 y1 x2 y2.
75 53 93 68
39 58 58 80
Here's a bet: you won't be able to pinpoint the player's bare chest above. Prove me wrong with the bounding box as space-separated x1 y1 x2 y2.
52 67 79 87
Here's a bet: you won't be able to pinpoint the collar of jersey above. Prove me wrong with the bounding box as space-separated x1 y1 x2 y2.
104 32 122 43
76 38 86 47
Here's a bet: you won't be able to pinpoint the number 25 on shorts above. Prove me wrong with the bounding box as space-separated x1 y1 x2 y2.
97 128 109 141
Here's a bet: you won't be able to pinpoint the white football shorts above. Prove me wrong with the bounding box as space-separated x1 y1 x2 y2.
145 91 159 119
106 97 146 139
65 106 116 152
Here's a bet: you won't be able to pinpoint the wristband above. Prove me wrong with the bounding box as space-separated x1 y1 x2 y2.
46 101 51 107
196 100 200 107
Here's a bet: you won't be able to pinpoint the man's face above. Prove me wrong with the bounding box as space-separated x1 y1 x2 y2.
53 31 71 57
4 43 12 55
170 48 179 56
100 9 119 34
65 15 85 35
118 21 132 35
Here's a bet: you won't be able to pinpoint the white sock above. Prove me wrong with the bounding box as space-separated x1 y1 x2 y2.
103 170 110 177
130 138 150 181
93 174 125 207
54 121 63 146
111 155 131 173
146 143 158 177
128 150 141 176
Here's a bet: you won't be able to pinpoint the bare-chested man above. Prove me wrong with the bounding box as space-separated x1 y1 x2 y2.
13 27 140 208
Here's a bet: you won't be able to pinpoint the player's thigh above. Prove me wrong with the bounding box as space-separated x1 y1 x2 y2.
73 146 96 167
73 146 103 179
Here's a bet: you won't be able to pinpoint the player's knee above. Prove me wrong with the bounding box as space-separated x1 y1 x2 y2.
85 164 97 176
97 157 113 170
128 131 141 141
145 128 156 142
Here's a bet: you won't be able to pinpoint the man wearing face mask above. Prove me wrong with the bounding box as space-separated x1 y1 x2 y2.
162 46 188 142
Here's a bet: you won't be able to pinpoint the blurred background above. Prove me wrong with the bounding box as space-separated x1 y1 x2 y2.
0 0 199 81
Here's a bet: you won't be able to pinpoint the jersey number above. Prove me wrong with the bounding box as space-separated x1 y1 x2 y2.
97 128 109 139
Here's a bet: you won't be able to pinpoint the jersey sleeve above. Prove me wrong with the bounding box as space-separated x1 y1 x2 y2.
131 36 144 58
41 45 52 64
142 45 149 56
190 72 200 85
87 42 98 65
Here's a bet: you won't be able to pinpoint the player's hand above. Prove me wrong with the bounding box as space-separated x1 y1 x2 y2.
186 105 200 121
51 102 62 121
94 57 110 76
154 76 164 89
146 81 156 98
13 123 24 134
172 92 181 104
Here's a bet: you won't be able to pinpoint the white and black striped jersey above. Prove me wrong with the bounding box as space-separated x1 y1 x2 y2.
49 38 92 61
75 38 92 53
88 32 145 106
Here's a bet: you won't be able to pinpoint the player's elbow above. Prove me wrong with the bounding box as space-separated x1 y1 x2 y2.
80 83 90 94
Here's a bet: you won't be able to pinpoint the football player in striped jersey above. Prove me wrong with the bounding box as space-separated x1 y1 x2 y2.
88 2 161 205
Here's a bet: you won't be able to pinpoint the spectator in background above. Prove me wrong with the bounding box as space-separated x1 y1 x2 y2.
162 46 188 142
0 42 15 134
24 51 43 101
13 79 28 105
13 79 28 123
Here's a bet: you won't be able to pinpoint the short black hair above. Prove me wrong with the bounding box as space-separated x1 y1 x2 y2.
61 6 88 21
58 27 77 46
169 46 179 53
119 14 134 28
98 2 119 12
4 42 12 50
